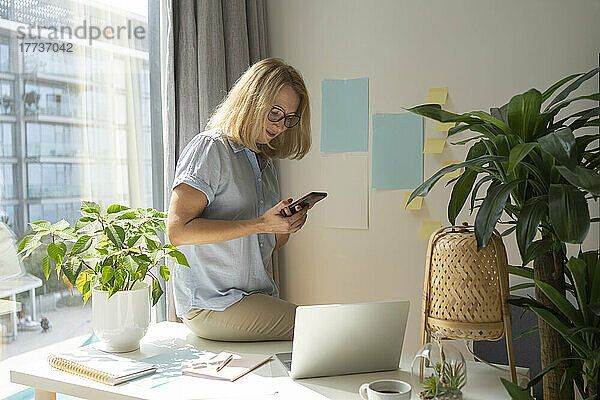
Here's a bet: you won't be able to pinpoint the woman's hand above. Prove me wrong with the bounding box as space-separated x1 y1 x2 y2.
259 199 309 234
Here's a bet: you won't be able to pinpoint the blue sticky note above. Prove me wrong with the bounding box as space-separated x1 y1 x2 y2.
372 113 424 189
321 78 369 152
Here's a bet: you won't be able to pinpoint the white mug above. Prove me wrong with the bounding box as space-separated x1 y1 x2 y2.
359 379 412 400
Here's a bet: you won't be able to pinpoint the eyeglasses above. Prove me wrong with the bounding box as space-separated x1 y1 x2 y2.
267 106 301 128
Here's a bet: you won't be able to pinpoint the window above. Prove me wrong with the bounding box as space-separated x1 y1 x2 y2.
0 122 13 157
0 36 8 72
0 162 14 199
0 0 153 385
0 80 13 114
26 123 83 157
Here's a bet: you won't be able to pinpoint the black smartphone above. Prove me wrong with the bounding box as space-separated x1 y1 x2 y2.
281 192 327 216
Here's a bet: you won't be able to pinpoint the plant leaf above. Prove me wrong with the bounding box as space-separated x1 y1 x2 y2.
529 307 587 355
115 211 137 220
107 204 131 214
523 239 553 265
448 169 477 225
510 282 535 291
159 265 170 281
70 235 92 255
548 184 590 244
406 104 480 123
545 67 600 110
121 255 138 277
54 227 77 241
74 216 97 231
565 257 590 325
61 258 83 286
49 219 70 232
525 356 583 390
534 279 582 326
508 143 538 174
114 266 125 289
546 93 600 122
407 155 504 206
166 249 190 267
80 200 101 214
47 242 66 265
542 73 582 102
29 221 51 232
101 265 114 284
490 104 508 124
516 197 547 260
555 165 600 196
104 225 125 249
502 225 517 236
41 256 50 280
508 265 534 279
17 234 42 258
507 89 542 141
470 175 495 213
152 279 163 306
474 180 523 251
500 378 534 400
127 234 143 248
538 127 576 169
516 325 538 340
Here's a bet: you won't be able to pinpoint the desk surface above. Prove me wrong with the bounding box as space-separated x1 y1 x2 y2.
11 321 527 399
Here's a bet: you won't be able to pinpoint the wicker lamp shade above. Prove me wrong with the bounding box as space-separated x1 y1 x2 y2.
420 224 517 383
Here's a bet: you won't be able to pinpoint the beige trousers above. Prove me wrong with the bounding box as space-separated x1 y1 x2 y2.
182 293 297 341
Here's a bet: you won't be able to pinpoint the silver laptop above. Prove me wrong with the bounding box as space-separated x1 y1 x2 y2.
276 301 410 379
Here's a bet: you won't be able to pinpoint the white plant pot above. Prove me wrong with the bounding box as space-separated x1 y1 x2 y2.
92 281 151 353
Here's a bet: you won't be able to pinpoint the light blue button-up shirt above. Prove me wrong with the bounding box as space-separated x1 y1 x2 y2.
171 129 280 316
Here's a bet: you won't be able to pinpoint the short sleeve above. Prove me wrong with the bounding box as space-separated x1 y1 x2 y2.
172 134 225 205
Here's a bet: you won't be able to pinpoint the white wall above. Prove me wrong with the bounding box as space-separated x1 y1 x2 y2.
266 0 600 355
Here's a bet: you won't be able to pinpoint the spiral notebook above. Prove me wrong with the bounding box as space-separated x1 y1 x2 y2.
182 351 272 382
47 346 157 386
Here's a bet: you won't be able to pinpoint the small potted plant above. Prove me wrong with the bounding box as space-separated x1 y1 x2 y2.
18 201 189 352
421 360 467 400
412 338 467 400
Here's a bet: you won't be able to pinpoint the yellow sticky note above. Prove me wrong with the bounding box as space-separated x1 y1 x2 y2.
426 88 448 105
421 221 442 240
443 161 463 179
403 192 423 210
435 122 455 132
423 138 446 154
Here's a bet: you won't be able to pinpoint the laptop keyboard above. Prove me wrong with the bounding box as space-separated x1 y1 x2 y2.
275 352 292 372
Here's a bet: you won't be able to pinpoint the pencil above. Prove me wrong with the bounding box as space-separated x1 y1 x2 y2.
216 354 233 372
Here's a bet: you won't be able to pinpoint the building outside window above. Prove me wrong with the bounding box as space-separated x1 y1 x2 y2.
0 1 154 397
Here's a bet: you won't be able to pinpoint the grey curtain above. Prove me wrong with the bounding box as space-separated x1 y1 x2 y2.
161 0 270 322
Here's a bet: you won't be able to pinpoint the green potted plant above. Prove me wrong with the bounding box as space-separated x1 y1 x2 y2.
500 252 600 400
18 201 189 352
421 360 467 400
406 67 599 400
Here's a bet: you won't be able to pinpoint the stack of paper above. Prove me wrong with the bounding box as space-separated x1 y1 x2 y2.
182 351 272 382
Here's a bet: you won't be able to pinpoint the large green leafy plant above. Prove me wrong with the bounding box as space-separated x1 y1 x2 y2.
407 67 599 400
501 253 600 399
18 201 189 305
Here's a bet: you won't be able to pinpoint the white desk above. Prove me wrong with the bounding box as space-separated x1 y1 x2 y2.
10 322 527 399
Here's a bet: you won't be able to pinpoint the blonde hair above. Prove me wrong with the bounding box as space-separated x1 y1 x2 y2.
206 58 311 159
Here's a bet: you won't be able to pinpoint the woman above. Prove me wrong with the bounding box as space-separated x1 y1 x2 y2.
167 58 311 342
